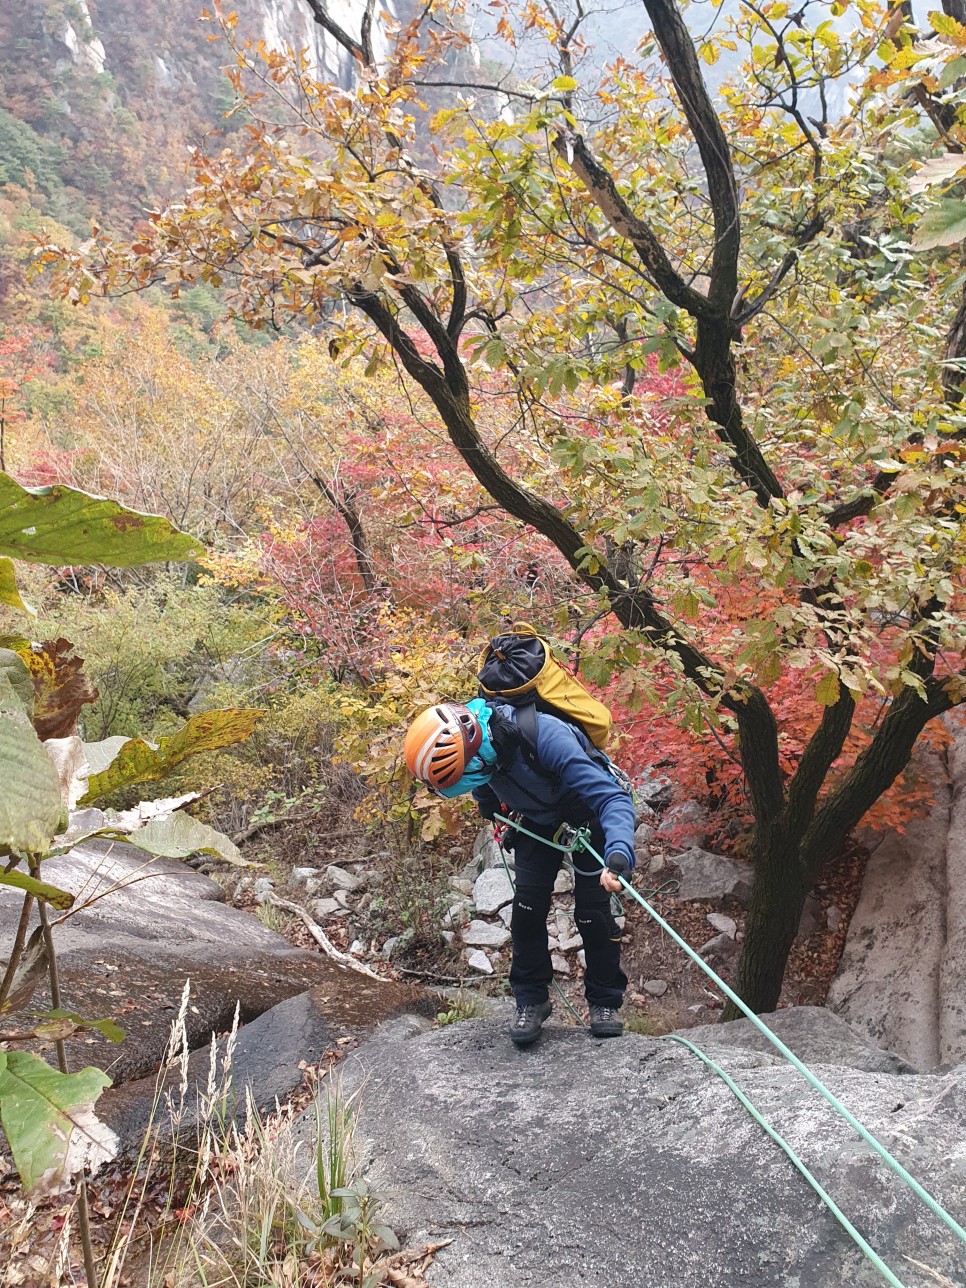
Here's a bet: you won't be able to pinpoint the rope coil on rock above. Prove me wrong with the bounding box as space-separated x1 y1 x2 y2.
491 811 966 1288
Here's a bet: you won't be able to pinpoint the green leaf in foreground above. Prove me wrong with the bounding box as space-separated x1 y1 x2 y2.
0 869 74 910
911 198 966 250
0 472 203 567
37 1009 125 1044
0 557 35 615
0 647 34 717
0 1049 116 1193
81 708 266 803
0 712 65 855
124 809 244 865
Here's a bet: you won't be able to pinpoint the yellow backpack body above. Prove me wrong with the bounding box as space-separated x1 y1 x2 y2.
477 621 612 749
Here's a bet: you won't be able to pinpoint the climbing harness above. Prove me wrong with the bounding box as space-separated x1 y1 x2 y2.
491 811 966 1288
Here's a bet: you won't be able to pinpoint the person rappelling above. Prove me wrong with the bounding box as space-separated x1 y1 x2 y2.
403 625 637 1045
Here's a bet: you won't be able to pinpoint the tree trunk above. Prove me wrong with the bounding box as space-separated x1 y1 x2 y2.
723 829 809 1019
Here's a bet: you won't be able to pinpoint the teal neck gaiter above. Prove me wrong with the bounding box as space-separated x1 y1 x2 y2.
435 698 497 798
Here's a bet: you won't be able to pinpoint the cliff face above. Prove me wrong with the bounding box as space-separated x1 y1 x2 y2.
0 0 384 228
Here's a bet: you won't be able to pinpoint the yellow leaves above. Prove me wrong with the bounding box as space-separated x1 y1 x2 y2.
816 670 840 707
930 9 966 43
699 41 720 66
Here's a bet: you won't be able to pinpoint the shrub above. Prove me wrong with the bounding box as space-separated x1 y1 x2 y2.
32 572 267 742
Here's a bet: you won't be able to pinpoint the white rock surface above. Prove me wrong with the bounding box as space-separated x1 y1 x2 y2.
443 901 472 928
327 1008 965 1288
465 948 494 974
673 847 752 905
473 867 515 915
829 721 966 1069
291 866 319 884
707 913 737 939
326 864 363 892
462 920 511 949
553 867 575 894
312 897 342 918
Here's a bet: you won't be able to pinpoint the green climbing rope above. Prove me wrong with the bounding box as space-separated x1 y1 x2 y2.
490 810 965 1286
668 1034 909 1288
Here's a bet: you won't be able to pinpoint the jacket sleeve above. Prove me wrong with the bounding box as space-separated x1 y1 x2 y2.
536 720 637 869
472 780 501 821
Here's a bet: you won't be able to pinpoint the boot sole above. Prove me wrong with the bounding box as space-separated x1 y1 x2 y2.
589 1023 624 1038
510 1029 544 1046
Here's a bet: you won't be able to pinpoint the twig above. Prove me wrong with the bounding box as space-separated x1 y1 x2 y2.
395 966 509 984
0 892 34 1011
231 813 318 845
34 870 98 1288
902 1257 958 1288
266 893 385 981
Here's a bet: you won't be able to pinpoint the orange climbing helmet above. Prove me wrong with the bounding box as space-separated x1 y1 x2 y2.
404 703 483 792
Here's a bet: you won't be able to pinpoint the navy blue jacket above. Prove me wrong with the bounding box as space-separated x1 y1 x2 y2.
472 705 636 869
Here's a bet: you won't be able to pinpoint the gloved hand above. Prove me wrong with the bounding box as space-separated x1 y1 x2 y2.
600 853 630 893
492 819 516 853
606 854 631 879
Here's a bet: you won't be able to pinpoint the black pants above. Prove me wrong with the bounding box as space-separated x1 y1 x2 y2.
510 819 628 1009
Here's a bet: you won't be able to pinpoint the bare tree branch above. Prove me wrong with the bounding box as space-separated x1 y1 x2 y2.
304 0 366 65
554 131 717 320
734 213 826 326
642 0 741 312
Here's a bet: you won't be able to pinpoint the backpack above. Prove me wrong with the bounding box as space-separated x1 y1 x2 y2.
478 622 611 747
477 622 634 799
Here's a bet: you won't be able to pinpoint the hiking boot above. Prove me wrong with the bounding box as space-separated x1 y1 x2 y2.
589 1005 623 1038
509 1001 552 1046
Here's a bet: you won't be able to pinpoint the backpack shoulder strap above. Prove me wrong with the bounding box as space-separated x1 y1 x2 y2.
515 702 541 770
513 702 568 795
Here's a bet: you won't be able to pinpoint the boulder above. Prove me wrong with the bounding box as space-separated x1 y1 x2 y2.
443 900 473 929
0 839 386 1085
697 932 738 963
325 864 363 893
673 847 752 906
291 866 320 885
636 770 673 812
941 721 966 1065
707 912 737 939
253 876 275 903
655 799 710 847
312 897 342 918
553 867 575 895
472 867 514 916
828 740 952 1071
321 1008 965 1288
100 975 433 1157
461 920 511 949
465 949 493 975
797 891 822 938
684 1006 912 1075
633 823 656 856
465 827 501 880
